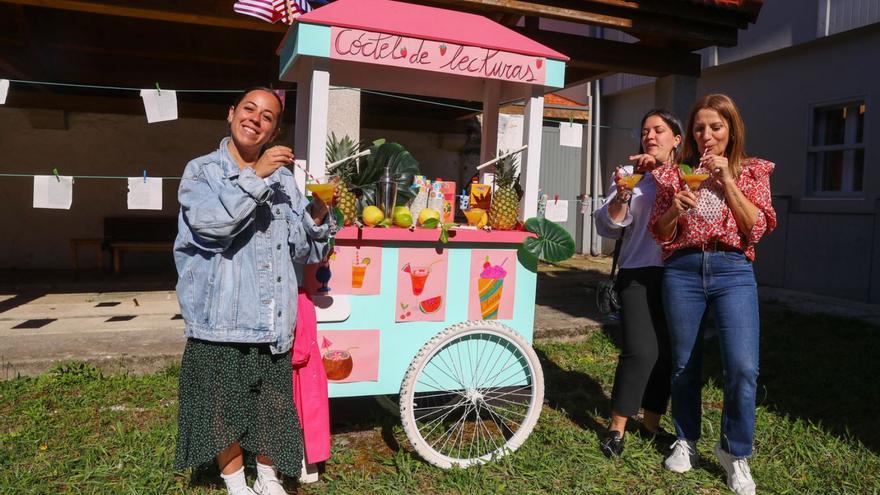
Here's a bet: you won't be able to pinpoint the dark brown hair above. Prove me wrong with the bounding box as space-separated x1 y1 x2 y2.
682 93 748 177
638 108 684 164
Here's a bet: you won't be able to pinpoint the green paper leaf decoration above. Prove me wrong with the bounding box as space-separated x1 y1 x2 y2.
678 163 693 174
519 217 575 263
420 218 439 229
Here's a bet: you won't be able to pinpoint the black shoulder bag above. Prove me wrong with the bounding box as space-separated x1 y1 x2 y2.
595 228 624 316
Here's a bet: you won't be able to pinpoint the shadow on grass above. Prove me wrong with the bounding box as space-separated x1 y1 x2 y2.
702 308 880 453
535 347 608 436
535 265 611 323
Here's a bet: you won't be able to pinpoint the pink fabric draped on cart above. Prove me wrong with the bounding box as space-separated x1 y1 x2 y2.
292 289 331 464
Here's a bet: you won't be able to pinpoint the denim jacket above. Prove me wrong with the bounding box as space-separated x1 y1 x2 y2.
174 138 331 354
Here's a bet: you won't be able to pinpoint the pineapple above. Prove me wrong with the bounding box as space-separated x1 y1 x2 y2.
488 152 520 230
325 133 360 226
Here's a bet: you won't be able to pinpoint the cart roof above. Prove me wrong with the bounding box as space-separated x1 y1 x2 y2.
295 0 568 61
278 0 568 97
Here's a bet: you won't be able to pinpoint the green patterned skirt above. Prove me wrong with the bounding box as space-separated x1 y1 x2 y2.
174 338 303 477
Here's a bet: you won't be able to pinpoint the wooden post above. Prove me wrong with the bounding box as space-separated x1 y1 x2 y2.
520 87 544 220
480 80 501 164
308 61 331 182
293 70 311 194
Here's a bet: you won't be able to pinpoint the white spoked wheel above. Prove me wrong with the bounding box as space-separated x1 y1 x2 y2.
399 321 544 469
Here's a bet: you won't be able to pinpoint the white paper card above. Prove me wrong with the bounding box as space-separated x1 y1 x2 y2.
544 199 569 222
33 175 74 209
140 89 178 123
559 122 583 148
0 79 9 104
127 177 163 210
497 114 524 153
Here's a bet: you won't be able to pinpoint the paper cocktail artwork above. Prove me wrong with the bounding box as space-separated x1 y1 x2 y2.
468 249 517 321
396 248 449 322
305 246 382 295
318 330 380 382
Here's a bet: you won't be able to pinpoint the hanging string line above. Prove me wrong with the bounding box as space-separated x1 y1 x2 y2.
4 78 637 131
0 173 183 180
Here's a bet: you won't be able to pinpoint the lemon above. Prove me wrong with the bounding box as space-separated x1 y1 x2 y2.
392 206 413 228
418 208 441 227
362 205 385 226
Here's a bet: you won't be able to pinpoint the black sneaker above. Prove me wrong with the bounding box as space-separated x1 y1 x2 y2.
600 429 625 458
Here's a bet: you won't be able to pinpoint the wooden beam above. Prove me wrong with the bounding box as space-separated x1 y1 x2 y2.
518 28 702 78
576 0 751 29
0 0 286 32
423 0 739 47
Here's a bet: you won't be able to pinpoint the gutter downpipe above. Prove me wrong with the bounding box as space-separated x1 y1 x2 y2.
590 75 602 255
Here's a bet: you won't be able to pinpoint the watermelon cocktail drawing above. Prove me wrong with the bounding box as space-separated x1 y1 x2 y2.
401 259 444 296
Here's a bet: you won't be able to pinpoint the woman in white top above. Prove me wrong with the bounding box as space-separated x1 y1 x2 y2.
595 109 683 457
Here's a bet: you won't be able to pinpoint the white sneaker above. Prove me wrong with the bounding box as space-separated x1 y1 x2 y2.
228 487 257 495
664 439 699 473
714 443 756 495
253 476 288 495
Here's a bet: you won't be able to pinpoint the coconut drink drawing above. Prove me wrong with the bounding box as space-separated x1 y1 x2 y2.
321 336 356 381
478 256 507 320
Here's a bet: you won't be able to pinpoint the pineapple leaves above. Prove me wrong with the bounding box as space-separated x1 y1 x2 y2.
519 217 576 263
354 141 419 210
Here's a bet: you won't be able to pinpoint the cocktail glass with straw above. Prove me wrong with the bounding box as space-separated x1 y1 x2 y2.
305 180 338 229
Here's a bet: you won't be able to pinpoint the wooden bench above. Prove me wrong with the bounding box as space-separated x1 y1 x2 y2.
103 216 177 275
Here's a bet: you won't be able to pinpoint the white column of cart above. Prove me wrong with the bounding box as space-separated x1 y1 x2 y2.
520 87 545 220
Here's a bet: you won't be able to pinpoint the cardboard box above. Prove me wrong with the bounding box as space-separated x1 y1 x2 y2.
469 183 492 210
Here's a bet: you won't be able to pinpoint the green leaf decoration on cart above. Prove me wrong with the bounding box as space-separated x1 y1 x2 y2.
351 139 420 210
518 217 576 263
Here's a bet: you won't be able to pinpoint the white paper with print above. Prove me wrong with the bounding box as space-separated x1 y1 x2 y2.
497 114 524 154
559 122 583 148
140 89 178 123
33 175 74 209
544 199 569 222
0 79 9 104
127 177 163 210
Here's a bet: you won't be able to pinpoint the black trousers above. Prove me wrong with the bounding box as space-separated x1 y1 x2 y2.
610 267 672 417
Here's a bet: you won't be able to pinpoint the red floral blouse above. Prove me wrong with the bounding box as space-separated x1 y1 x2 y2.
649 157 777 261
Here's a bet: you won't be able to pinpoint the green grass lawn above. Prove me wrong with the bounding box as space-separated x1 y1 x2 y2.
2 309 879 494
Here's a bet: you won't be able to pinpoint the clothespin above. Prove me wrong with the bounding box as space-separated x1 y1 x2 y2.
143 169 148 183
52 167 61 182
554 194 559 205
155 82 161 96
568 116 574 125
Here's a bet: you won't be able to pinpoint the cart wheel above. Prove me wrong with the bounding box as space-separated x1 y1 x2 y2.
399 320 544 469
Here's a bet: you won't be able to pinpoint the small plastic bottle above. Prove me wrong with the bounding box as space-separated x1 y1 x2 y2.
409 180 430 221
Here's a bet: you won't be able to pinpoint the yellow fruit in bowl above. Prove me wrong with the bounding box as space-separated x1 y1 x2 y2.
392 206 413 228
417 208 441 228
362 205 385 227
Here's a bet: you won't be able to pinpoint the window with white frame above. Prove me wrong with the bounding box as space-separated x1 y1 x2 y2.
807 101 865 196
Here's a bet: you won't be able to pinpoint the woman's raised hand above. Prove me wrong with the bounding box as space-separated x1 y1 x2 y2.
254 145 294 178
700 153 733 184
628 153 659 172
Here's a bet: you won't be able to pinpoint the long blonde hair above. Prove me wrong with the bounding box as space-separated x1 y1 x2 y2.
682 94 748 177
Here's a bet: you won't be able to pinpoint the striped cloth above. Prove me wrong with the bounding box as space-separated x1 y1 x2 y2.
233 0 316 24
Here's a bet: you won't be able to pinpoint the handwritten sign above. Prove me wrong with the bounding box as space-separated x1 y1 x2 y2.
331 27 547 85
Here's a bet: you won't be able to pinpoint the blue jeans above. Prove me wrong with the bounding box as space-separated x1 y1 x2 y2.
663 249 760 458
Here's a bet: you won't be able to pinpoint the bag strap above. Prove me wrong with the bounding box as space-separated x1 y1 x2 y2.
609 227 625 280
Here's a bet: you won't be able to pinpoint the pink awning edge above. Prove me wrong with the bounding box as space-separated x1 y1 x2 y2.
296 0 569 61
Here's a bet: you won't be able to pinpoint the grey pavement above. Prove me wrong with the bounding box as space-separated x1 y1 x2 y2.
2 256 878 379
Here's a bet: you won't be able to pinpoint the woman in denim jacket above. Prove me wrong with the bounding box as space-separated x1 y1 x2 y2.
173 88 333 495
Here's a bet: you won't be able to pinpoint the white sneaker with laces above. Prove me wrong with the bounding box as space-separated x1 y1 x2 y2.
228 487 257 495
664 439 699 473
714 442 756 495
253 476 288 495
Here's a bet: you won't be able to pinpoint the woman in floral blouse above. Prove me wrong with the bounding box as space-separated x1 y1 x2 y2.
649 94 776 495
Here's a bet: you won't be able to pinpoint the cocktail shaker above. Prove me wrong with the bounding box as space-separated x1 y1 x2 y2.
376 166 398 217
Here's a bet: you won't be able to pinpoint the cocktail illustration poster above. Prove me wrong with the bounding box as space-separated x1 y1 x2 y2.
396 248 449 322
468 249 517 320
304 246 382 295
317 329 380 383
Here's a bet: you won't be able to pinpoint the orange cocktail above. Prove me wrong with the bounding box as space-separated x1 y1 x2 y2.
409 267 430 296
617 174 643 190
682 173 710 190
463 208 486 227
306 182 336 204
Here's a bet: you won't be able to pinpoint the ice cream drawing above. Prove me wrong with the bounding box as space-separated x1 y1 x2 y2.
477 256 507 320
